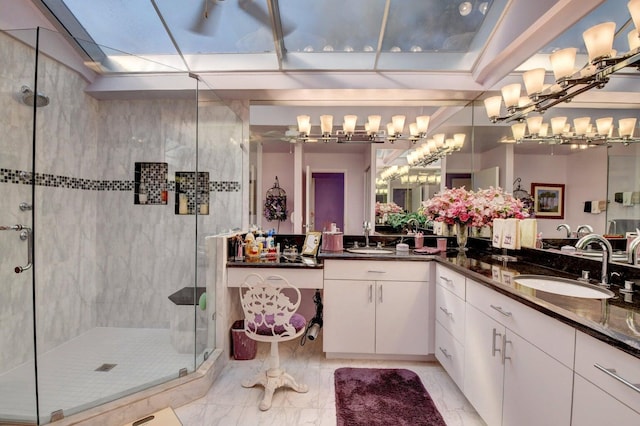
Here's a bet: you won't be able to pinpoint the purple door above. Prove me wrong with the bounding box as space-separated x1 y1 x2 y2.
312 172 344 232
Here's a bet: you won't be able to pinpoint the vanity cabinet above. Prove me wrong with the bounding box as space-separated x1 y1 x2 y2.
464 278 575 426
323 260 431 357
434 264 466 389
571 331 640 425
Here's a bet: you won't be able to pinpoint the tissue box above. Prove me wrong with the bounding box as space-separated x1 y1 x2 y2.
322 232 343 252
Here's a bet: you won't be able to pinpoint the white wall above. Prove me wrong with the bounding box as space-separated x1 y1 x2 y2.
514 148 608 237
478 144 511 190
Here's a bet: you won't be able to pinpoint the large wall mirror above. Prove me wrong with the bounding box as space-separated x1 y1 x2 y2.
248 100 640 247
249 102 477 234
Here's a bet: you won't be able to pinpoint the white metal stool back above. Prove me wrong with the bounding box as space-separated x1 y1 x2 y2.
239 273 308 410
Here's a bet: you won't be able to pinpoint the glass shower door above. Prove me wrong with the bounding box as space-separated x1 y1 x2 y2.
0 28 38 425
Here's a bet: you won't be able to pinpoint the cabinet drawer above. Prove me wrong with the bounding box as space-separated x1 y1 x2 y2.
435 321 464 390
572 374 640 426
466 279 575 368
227 267 323 289
575 331 640 414
435 284 465 341
323 259 430 282
435 264 466 299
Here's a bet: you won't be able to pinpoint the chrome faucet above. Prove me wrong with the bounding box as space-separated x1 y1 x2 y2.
363 221 371 247
557 224 572 238
406 218 419 234
575 234 613 287
576 224 593 238
628 235 640 265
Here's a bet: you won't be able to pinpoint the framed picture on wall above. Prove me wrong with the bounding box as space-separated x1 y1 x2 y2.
531 183 565 219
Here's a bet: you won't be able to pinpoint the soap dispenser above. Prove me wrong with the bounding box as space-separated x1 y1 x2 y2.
138 183 148 204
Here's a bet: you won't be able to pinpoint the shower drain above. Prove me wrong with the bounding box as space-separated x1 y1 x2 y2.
95 363 117 372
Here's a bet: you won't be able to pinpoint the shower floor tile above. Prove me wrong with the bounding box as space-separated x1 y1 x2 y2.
0 327 201 423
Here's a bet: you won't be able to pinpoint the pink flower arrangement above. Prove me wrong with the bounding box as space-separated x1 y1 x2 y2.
421 186 528 227
375 201 404 217
475 187 530 223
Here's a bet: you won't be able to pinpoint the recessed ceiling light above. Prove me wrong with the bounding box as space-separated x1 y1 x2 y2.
459 2 472 16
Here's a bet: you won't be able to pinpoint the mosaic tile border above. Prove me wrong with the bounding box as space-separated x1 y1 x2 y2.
0 168 241 192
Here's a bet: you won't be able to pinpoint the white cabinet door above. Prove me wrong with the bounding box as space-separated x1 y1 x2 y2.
572 374 640 426
464 304 505 426
375 281 430 355
502 331 573 426
323 279 376 354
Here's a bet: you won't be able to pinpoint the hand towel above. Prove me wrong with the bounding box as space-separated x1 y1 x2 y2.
633 192 640 204
492 218 505 248
502 218 520 250
598 200 607 212
590 200 601 214
519 218 537 248
433 221 443 235
623 192 633 206
583 201 592 213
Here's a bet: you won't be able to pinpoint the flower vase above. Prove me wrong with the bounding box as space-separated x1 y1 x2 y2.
456 223 469 251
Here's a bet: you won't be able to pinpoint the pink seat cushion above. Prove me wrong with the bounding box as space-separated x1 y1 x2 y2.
248 313 306 336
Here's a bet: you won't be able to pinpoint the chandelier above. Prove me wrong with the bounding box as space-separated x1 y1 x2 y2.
295 114 431 143
504 115 639 146
406 133 466 167
484 0 640 123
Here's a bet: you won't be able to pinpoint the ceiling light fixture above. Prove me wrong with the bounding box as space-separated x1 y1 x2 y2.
295 114 431 143
485 1 640 123
406 133 466 167
459 2 472 16
504 115 639 146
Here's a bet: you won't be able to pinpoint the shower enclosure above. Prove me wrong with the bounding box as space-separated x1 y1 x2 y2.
0 27 244 425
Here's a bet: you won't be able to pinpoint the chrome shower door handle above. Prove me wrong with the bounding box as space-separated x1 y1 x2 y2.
1 224 33 273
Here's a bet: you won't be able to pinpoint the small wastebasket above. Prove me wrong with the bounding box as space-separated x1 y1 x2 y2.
231 320 257 360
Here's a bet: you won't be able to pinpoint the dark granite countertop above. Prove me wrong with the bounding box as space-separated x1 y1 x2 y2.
439 251 640 359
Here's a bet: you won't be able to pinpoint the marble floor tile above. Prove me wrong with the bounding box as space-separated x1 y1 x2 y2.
174 338 485 425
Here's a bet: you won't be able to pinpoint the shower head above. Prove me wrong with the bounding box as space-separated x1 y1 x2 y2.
20 85 50 107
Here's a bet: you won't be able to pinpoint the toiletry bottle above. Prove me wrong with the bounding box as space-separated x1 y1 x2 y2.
138 183 148 204
178 193 188 214
266 230 274 250
256 231 266 254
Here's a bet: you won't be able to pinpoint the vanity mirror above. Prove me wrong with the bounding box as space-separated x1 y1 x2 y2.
249 101 639 247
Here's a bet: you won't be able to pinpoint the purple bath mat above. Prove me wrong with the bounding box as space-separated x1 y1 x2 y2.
334 367 446 426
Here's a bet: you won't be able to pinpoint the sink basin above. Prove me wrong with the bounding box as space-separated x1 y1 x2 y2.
346 248 395 255
514 275 615 299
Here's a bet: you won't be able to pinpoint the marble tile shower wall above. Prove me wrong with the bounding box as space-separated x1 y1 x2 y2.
0 30 101 372
94 100 243 328
0 31 244 374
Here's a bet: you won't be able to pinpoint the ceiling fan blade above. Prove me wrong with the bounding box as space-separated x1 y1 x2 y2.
238 0 296 36
188 0 222 35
